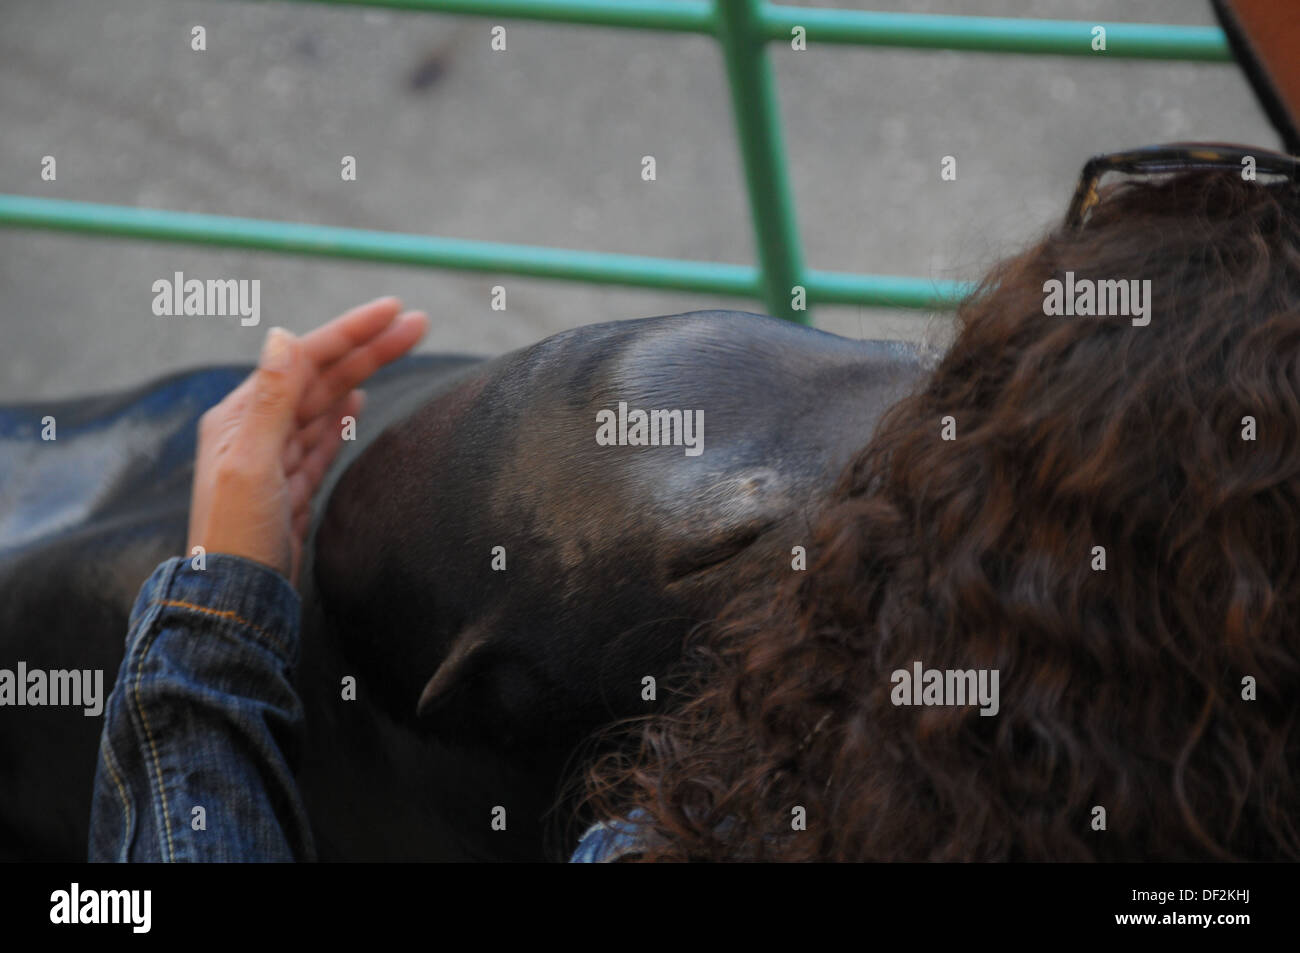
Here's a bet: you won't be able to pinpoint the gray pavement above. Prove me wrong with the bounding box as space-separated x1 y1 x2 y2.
0 0 1278 401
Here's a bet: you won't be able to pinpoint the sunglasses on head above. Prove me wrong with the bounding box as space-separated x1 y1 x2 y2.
1065 142 1300 228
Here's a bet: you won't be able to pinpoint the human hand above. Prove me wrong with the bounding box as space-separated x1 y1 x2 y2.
187 297 429 586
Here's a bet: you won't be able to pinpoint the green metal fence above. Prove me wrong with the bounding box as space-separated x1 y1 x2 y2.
0 1 1232 323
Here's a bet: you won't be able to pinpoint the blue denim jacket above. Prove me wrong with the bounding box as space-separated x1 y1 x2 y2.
89 555 642 862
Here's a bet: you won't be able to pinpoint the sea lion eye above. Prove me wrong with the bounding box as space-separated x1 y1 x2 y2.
665 520 771 581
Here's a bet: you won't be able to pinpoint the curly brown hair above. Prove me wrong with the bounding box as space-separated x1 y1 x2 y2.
581 170 1300 861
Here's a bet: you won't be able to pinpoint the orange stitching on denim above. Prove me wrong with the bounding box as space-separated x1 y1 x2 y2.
135 595 284 860
133 625 176 862
154 599 275 643
99 742 132 853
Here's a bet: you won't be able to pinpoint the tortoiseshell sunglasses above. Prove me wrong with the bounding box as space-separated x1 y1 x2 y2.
1065 141 1300 228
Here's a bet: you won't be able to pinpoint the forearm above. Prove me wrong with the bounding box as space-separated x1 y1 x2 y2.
90 555 316 862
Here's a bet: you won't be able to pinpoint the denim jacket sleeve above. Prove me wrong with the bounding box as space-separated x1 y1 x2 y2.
89 554 316 862
569 814 649 863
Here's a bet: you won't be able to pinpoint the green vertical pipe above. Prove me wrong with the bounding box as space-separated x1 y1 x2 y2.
714 0 807 323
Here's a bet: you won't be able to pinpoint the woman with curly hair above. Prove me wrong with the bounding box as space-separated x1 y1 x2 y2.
580 153 1300 862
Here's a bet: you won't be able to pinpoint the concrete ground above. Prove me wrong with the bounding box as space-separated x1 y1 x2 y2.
0 0 1278 401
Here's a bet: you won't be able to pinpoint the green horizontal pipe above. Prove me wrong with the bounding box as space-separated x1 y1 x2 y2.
265 0 715 32
268 0 1230 61
805 268 972 310
0 194 757 296
0 194 965 310
759 5 1232 60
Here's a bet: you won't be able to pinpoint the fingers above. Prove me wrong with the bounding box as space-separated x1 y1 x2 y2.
237 328 312 461
289 390 360 461
226 297 416 570
300 296 404 367
297 310 427 424
292 509 311 545
291 390 364 487
283 432 306 473
285 390 364 534
287 467 312 524
297 424 349 498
